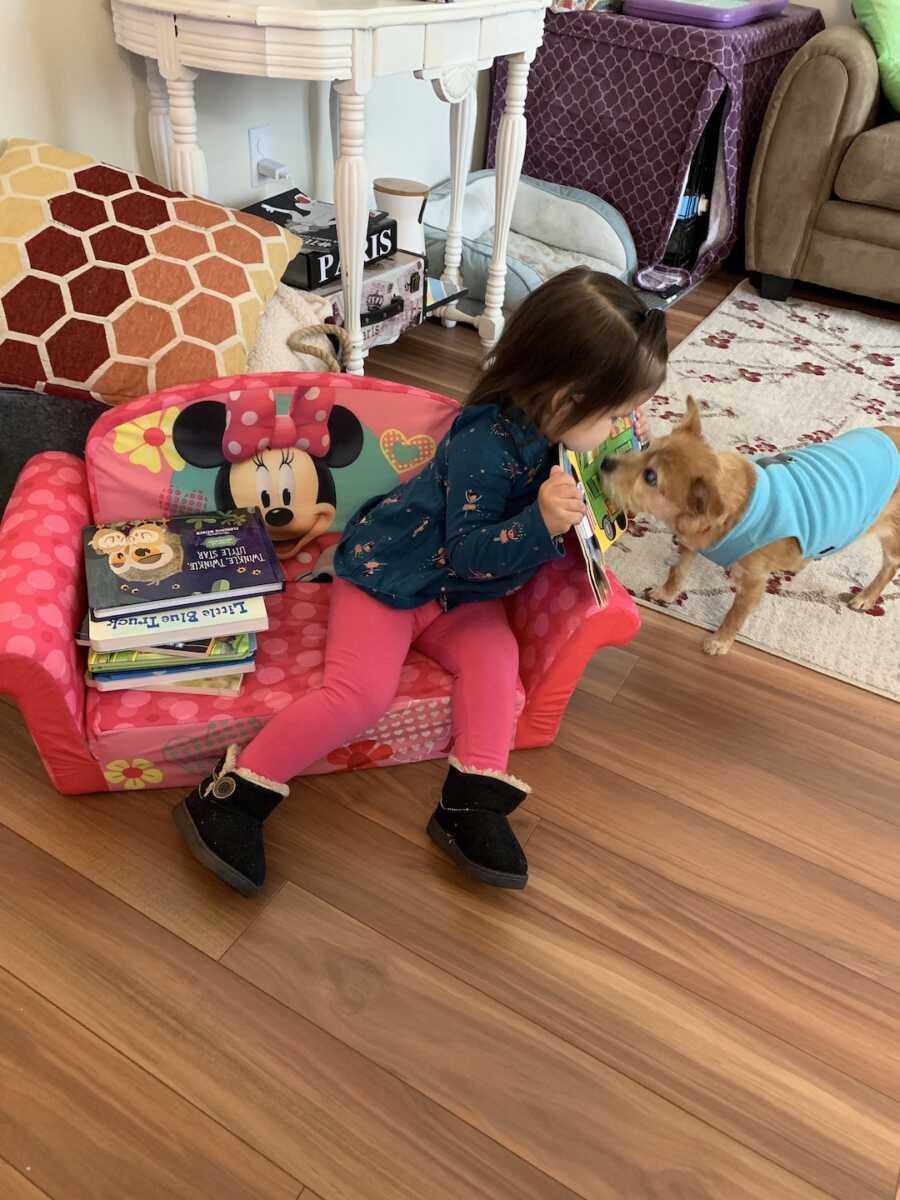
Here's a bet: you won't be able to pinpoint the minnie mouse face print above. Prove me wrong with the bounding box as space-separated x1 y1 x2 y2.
172 386 364 561
227 446 336 558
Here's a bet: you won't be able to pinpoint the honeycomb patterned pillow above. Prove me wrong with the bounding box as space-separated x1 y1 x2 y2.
0 139 300 404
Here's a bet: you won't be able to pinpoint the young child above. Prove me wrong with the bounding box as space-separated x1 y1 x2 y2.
173 269 668 896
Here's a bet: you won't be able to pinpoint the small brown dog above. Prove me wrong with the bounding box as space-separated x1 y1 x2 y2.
601 398 900 655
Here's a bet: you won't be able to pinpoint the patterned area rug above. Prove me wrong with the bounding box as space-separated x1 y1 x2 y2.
609 280 900 700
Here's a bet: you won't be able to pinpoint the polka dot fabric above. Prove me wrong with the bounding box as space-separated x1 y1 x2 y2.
222 383 333 462
86 583 526 790
0 452 106 793
505 543 640 748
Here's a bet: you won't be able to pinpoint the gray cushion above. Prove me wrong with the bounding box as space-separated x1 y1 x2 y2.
0 388 105 514
834 122 900 212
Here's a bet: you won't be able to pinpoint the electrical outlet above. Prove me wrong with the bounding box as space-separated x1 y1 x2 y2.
248 124 273 188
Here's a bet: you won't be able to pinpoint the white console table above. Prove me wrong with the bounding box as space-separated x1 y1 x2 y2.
110 0 550 374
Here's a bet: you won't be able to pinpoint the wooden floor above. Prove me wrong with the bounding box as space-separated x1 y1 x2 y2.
3 270 900 1200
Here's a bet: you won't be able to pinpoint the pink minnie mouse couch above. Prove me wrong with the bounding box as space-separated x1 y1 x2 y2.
0 373 640 795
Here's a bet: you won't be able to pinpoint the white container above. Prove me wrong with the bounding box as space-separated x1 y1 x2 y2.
373 177 429 257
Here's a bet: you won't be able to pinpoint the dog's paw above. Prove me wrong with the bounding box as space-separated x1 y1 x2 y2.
649 583 680 604
703 634 733 656
847 591 875 612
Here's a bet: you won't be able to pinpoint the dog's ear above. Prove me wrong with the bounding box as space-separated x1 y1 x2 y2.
687 475 724 521
677 396 703 438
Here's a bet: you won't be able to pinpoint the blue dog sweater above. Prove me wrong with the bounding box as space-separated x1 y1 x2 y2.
702 428 900 568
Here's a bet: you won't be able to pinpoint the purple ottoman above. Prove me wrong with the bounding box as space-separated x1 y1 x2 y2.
488 3 824 290
623 0 789 29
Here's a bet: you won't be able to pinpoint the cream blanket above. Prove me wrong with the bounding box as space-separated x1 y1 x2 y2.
247 285 336 373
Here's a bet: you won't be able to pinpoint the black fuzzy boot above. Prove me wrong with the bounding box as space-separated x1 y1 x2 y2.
427 759 530 890
172 745 288 897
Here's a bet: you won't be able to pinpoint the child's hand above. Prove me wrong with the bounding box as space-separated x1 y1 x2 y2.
539 466 585 537
635 408 651 447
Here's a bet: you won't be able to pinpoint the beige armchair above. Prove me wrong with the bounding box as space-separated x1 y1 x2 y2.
746 24 899 305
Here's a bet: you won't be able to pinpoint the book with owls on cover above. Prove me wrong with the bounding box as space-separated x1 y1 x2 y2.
83 509 284 620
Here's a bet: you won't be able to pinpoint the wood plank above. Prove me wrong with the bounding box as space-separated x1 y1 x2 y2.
0 965 299 1200
629 611 899 763
368 320 484 400
319 749 900 1106
523 816 900 1104
0 708 282 958
0 828 583 1200
610 617 900 826
0 1160 51 1200
556 674 900 906
258 788 900 1200
516 742 900 991
224 879 887 1200
575 643 637 702
304 741 900 995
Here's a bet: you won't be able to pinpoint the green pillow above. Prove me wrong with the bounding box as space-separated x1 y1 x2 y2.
855 0 900 113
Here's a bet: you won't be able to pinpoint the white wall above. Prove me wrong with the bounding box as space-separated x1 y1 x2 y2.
0 0 321 207
1 0 851 211
2 0 148 173
0 0 468 209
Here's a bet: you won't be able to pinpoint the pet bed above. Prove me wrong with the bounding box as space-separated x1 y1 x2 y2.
424 171 637 318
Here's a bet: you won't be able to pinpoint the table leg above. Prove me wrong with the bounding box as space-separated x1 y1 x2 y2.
309 80 337 203
334 83 369 376
481 54 531 354
164 68 209 197
145 58 172 189
330 84 341 179
441 87 476 330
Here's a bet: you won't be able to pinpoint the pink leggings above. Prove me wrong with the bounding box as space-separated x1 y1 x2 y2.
238 579 520 784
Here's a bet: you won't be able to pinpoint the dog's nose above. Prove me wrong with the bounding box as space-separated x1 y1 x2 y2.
264 507 294 527
600 456 618 474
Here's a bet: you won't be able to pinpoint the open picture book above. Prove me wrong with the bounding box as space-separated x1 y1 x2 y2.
559 413 642 608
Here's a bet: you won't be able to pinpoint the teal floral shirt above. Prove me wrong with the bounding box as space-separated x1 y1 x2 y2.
334 402 563 609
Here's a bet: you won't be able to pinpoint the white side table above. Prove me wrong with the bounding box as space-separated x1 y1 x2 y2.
111 0 550 375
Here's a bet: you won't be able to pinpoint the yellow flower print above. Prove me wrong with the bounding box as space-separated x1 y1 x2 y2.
113 407 186 474
103 757 164 790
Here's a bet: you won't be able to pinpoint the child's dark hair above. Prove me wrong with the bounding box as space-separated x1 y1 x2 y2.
468 268 668 440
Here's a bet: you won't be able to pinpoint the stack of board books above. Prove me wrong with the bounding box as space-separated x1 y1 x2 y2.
80 509 284 697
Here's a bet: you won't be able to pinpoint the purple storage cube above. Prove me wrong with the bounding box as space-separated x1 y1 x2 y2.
488 4 825 291
623 0 788 28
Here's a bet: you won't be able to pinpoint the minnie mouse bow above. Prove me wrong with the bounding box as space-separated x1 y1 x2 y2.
222 386 333 462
